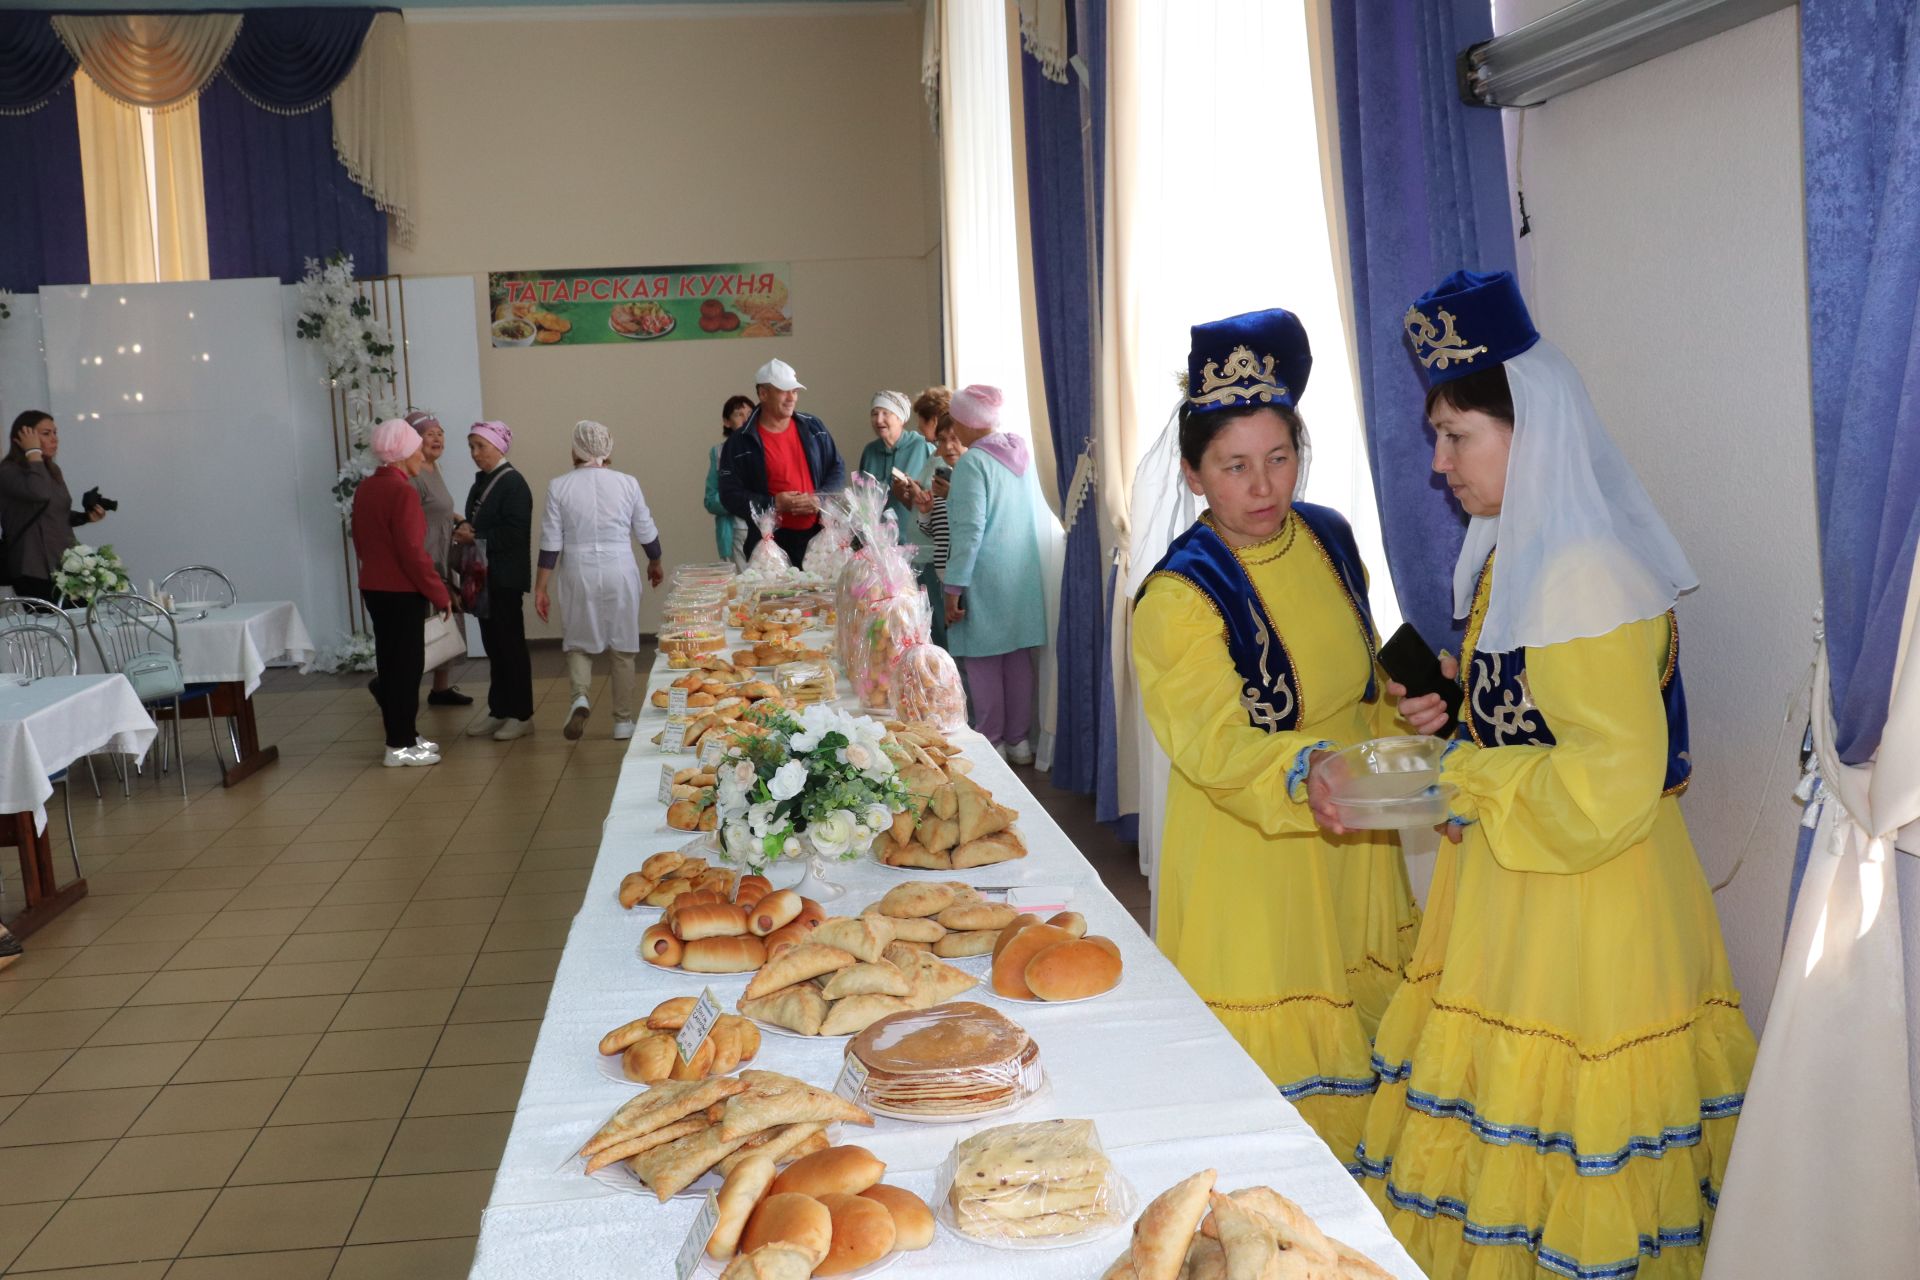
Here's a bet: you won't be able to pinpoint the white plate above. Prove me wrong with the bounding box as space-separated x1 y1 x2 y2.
578 1127 850 1201
634 943 757 982
983 983 1116 1007
748 1016 853 1042
592 1049 757 1088
699 1245 897 1277
932 1165 1137 1252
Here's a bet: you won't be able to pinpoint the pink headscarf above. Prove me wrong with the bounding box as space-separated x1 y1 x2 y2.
468 420 512 455
949 384 1003 432
371 418 422 464
405 408 442 433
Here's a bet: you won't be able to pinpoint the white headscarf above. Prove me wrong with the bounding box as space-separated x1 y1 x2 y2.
871 390 912 424
1456 339 1696 653
572 419 612 464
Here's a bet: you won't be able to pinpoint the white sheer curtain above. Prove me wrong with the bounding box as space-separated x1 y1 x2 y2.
938 0 1067 768
1102 0 1400 906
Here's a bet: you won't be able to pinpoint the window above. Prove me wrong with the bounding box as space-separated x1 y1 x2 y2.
72 71 209 285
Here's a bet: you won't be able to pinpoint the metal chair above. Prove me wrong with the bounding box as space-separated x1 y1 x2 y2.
0 625 82 881
85 592 228 797
0 598 109 796
158 566 237 608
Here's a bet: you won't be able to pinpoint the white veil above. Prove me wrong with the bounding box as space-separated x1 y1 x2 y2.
1456 339 1697 652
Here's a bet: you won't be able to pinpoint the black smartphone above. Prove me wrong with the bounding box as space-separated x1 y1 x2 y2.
1378 622 1462 734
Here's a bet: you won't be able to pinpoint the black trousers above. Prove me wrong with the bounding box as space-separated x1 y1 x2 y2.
362 589 426 749
478 590 534 721
11 576 59 604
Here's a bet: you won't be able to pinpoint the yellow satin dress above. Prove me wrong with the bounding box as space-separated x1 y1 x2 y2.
1356 563 1756 1280
1133 510 1420 1158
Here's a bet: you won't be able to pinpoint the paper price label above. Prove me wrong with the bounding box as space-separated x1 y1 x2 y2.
699 737 727 768
658 763 678 804
676 987 725 1066
668 686 689 716
833 1051 869 1102
663 720 690 753
675 1189 720 1280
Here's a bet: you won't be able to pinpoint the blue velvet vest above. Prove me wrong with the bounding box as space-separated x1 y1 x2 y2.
1138 503 1377 734
1459 559 1693 795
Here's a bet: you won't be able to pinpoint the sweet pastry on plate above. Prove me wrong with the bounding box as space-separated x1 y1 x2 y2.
847 1000 1042 1118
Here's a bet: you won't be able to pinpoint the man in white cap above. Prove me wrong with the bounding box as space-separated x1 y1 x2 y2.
716 358 846 562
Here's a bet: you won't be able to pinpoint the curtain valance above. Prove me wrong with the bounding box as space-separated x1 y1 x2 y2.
51 14 242 111
224 8 376 114
0 11 77 115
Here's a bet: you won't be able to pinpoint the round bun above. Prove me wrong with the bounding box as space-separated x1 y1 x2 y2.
1024 937 1122 1001
768 1145 885 1199
739 1192 832 1265
859 1184 933 1250
812 1192 896 1275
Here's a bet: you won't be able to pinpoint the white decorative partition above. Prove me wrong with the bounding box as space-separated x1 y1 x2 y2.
31 276 481 650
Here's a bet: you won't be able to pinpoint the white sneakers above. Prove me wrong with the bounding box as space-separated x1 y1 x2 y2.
1005 740 1034 765
467 716 506 738
415 736 439 754
493 718 533 741
612 720 636 741
383 744 439 768
564 696 591 741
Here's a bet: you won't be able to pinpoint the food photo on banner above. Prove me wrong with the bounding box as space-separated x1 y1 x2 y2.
485 262 793 347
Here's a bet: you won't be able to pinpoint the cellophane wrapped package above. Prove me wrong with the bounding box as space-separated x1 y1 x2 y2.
892 641 966 732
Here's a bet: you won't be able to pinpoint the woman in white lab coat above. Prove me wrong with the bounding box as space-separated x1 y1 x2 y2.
535 420 664 741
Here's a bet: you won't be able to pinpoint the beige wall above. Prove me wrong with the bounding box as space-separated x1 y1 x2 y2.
1493 3 1817 1032
392 3 942 636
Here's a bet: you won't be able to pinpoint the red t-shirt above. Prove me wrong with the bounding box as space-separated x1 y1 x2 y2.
759 421 817 530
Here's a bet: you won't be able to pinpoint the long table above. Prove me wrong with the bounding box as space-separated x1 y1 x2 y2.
469 641 1423 1278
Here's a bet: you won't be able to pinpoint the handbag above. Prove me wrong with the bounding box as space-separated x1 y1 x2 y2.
423 611 465 671
455 538 491 619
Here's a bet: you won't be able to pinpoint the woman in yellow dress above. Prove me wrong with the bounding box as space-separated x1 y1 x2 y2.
1355 271 1755 1279
1132 308 1419 1158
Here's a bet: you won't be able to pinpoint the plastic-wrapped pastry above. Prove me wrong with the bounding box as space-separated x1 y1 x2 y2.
938 1118 1131 1244
892 644 966 733
846 1001 1042 1120
746 505 791 577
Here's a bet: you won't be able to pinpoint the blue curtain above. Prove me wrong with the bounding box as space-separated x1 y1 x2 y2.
1021 8 1106 800
1802 0 1920 766
198 74 386 284
222 8 379 112
1330 1 1514 651
0 80 88 293
0 12 74 113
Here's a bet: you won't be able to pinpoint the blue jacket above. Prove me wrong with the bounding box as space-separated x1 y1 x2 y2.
716 408 847 529
704 442 737 560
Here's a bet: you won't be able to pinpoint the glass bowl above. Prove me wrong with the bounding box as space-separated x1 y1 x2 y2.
1311 735 1455 829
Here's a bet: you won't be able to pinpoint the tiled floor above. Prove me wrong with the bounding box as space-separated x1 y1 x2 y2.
0 644 1145 1277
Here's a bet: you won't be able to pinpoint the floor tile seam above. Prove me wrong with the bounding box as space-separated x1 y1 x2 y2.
333 1037 449 1251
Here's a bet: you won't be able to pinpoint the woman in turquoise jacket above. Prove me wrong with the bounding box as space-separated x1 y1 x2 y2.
941 384 1048 764
704 395 753 564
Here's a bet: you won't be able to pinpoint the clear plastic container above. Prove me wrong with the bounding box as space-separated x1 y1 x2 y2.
659 626 726 660
1310 735 1455 829
933 1118 1135 1248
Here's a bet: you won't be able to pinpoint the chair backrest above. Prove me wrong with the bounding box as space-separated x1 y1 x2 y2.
0 622 77 679
0 597 81 651
87 593 184 705
158 565 237 608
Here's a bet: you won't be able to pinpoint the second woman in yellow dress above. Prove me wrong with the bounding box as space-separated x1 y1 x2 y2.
1132 308 1418 1158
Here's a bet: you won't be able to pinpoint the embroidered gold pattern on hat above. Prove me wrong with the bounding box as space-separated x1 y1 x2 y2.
1404 305 1489 371
1188 345 1291 407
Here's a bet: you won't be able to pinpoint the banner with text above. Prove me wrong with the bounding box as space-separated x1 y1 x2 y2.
485 263 792 347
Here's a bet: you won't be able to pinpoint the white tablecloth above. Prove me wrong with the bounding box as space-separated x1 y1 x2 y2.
0 674 156 832
75 601 314 696
468 641 1424 1279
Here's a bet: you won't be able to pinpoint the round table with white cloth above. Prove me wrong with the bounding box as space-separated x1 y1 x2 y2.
0 673 156 833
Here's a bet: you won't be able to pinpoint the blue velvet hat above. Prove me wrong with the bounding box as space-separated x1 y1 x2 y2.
1403 270 1540 386
1185 309 1311 411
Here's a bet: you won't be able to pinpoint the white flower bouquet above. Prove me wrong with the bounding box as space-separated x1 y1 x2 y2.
711 703 910 877
52 543 132 607
317 631 378 674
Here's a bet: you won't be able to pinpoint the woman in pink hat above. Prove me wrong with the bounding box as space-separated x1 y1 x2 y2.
353 418 453 767
940 385 1048 763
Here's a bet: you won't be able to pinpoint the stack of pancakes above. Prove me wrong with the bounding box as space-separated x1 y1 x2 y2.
847 1001 1043 1118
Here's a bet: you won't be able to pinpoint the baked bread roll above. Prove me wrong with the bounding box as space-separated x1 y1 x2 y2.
645 878 697 908
882 841 948 870
991 924 1078 999
707 1152 779 1260
768 1144 886 1198
641 923 683 968
736 875 773 910
647 997 698 1030
669 1035 717 1081
749 889 802 937
1047 911 1088 939
642 851 685 880
761 918 819 958
666 799 707 830
878 882 955 918
739 1192 833 1266
820 961 911 1000
618 873 655 908
885 915 946 944
819 994 912 1037
718 1244 815 1280
743 942 857 1001
1129 1169 1216 1280
681 935 767 974
599 1016 654 1055
622 1036 676 1083
859 1184 934 1250
934 928 998 959
992 915 1043 961
813 1192 897 1276
1025 938 1122 1000
678 902 750 941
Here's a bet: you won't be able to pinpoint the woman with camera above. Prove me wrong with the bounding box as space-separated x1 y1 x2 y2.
0 411 107 602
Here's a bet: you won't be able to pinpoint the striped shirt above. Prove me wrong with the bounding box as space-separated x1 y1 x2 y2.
918 497 950 575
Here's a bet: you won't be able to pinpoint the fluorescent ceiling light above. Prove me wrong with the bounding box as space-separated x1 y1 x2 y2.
1460 0 1793 108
